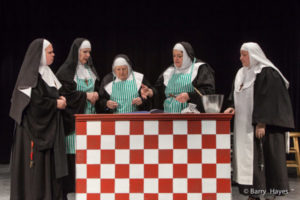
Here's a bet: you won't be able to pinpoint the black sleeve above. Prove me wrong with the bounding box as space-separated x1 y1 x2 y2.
137 77 154 111
26 77 59 150
188 64 216 112
98 73 114 113
59 80 87 134
30 81 57 114
93 79 102 113
252 67 294 130
153 71 166 110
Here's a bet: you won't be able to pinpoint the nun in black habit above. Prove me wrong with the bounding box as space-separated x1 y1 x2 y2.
98 54 154 113
56 38 100 197
9 39 68 200
153 41 215 113
224 42 294 200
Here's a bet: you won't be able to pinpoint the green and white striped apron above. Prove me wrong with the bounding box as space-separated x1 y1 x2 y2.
164 61 195 113
110 73 139 114
65 67 96 154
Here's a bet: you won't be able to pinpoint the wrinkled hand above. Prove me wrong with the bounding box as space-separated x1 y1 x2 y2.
57 96 67 110
175 92 190 103
224 107 235 114
87 92 99 105
132 97 143 106
140 84 153 99
255 123 265 139
107 100 118 109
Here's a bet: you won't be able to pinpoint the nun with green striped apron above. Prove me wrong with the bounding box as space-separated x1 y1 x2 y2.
154 42 215 113
110 72 140 113
164 60 195 113
56 38 100 198
99 54 154 113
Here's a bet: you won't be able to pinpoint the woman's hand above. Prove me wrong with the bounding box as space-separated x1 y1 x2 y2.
140 84 153 99
107 100 118 109
93 92 99 101
86 92 94 104
132 97 143 106
255 123 266 139
87 92 99 105
224 107 235 114
57 96 67 110
175 92 190 103
59 96 66 102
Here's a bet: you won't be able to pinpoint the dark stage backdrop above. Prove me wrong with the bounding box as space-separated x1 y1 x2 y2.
0 0 299 163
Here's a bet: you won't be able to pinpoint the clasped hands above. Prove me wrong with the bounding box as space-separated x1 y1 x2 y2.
87 92 99 105
57 96 67 109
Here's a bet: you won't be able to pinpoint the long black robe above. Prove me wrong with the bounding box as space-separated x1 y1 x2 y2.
98 72 154 113
154 63 215 112
10 75 67 200
55 38 100 195
228 67 294 196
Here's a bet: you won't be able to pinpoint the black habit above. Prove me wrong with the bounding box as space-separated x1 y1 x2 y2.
55 38 100 195
9 39 67 200
228 67 294 196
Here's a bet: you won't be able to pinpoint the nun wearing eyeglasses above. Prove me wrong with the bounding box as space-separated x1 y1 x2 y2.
224 42 294 200
151 41 215 113
9 39 68 200
56 38 100 199
98 54 154 113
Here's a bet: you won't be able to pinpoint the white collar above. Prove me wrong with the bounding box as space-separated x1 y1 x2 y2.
39 65 62 89
74 63 96 83
163 62 204 86
234 66 256 92
105 71 143 95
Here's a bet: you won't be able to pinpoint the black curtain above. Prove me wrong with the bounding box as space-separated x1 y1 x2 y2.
0 0 299 163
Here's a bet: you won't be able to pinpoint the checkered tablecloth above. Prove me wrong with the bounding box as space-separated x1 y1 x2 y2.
75 115 231 200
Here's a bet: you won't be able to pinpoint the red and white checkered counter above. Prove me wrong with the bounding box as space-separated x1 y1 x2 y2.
75 113 233 200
